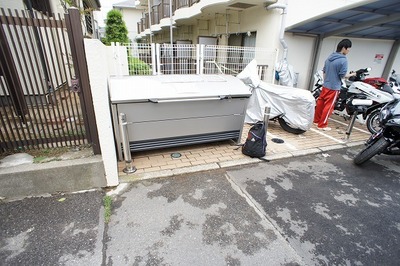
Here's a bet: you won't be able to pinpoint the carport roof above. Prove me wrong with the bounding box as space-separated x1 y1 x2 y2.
286 0 400 40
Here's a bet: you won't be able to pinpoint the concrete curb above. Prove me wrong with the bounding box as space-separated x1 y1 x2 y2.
1 142 366 200
118 143 365 184
0 155 106 200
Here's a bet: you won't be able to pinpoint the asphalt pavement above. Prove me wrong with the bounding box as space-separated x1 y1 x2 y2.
0 190 105 265
1 147 400 265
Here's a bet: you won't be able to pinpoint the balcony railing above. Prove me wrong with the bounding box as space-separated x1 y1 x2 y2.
137 0 201 35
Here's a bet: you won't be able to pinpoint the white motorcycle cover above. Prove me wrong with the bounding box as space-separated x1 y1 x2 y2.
237 60 315 131
275 59 297 87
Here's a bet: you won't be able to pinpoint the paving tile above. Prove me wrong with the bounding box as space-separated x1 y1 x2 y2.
191 160 207 166
144 166 161 172
118 115 371 178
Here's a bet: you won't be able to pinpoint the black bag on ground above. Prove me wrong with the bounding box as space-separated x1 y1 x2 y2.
242 121 267 158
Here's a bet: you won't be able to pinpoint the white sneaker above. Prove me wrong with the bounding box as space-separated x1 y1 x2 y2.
318 127 331 131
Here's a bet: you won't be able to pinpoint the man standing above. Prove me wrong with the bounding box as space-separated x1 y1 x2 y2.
313 39 356 131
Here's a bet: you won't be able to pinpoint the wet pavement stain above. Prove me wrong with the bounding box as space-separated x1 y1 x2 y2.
106 170 303 265
226 148 400 265
161 215 184 237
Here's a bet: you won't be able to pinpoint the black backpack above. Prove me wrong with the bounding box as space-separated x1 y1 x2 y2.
242 121 267 158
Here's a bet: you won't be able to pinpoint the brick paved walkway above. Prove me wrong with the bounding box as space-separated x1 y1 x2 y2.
118 114 370 181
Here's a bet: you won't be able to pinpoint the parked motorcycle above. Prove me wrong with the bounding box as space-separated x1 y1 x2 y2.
312 67 395 134
246 82 312 135
363 69 400 94
362 68 387 89
238 59 315 135
353 95 400 165
356 68 398 133
389 69 400 93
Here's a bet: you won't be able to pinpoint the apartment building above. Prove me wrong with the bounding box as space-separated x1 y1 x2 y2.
116 0 400 89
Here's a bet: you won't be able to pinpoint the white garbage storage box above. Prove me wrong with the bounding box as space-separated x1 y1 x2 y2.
109 74 251 160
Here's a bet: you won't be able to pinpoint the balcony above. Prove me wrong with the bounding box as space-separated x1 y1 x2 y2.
136 0 265 41
136 0 209 36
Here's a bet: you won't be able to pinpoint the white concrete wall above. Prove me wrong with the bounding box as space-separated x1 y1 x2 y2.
84 39 119 187
284 33 315 89
0 0 24 9
0 0 65 14
317 38 394 77
107 44 129 76
285 34 399 90
241 6 282 52
118 8 143 42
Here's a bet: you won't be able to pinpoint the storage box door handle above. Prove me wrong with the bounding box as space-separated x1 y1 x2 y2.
148 96 228 103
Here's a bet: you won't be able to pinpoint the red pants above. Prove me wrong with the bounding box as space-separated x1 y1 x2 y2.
314 87 339 128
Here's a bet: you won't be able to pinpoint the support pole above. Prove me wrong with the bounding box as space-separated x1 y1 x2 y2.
147 0 153 43
169 0 174 74
263 105 271 135
119 113 137 174
345 111 358 141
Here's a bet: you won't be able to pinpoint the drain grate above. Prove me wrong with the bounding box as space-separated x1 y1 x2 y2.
171 152 182 158
271 138 284 144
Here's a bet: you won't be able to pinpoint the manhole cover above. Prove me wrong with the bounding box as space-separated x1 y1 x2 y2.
271 138 284 144
171 152 182 158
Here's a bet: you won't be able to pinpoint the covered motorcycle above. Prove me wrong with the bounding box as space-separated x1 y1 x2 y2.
237 60 315 134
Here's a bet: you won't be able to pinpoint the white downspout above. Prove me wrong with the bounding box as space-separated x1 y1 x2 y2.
267 1 288 60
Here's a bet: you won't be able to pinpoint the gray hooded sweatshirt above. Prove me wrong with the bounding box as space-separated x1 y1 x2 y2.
323 52 348 90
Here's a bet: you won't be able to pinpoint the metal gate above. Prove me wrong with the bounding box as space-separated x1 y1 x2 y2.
0 8 100 154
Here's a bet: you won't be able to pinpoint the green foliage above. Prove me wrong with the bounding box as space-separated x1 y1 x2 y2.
128 57 151 75
33 156 48 163
103 9 129 45
103 195 112 223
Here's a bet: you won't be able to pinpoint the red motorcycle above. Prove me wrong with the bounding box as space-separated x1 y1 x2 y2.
362 68 396 95
365 69 400 93
363 76 387 89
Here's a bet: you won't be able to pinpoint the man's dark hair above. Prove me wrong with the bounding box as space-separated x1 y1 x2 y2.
336 39 352 52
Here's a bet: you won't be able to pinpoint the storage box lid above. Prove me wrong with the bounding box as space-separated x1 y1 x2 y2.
108 74 251 103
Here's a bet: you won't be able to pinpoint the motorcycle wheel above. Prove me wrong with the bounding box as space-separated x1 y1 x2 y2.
353 137 390 165
278 118 306 135
366 109 381 134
